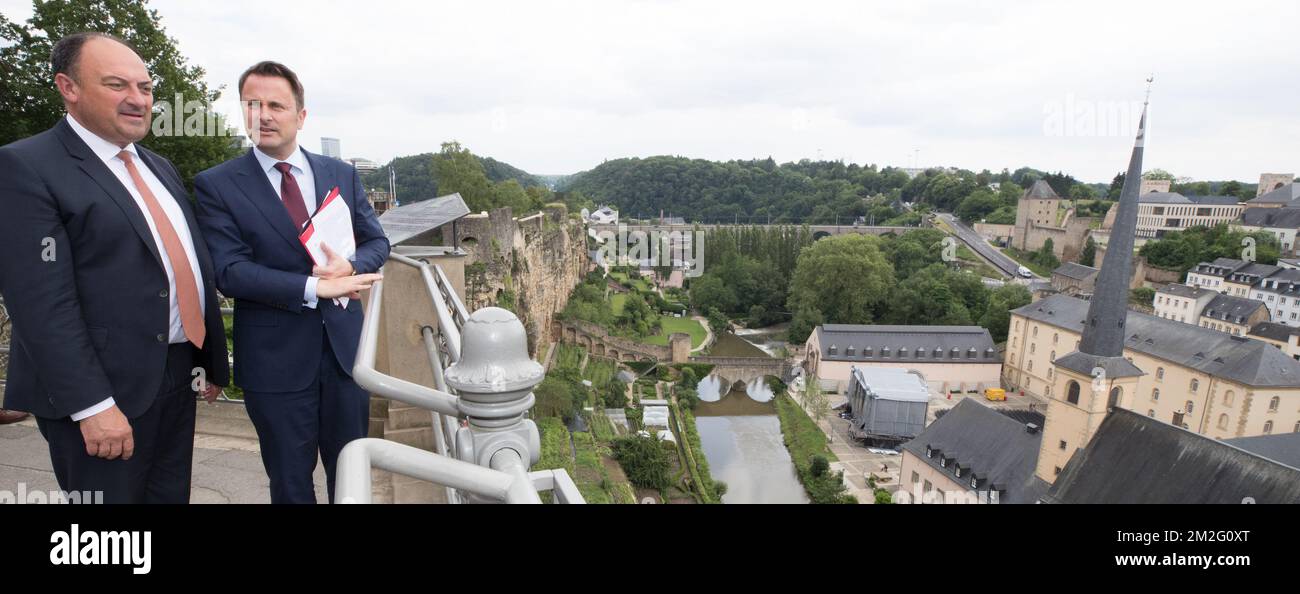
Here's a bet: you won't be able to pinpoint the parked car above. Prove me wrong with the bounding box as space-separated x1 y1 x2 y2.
1017 265 1033 278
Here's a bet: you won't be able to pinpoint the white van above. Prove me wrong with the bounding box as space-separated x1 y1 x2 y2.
1017 266 1033 278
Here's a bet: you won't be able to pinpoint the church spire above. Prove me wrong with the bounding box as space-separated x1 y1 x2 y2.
1077 85 1150 357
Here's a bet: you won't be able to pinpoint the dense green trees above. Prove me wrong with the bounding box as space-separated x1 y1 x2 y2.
776 231 1028 344
361 148 557 206
611 435 672 490
558 156 1107 225
1 0 240 187
689 226 816 327
787 235 896 335
1139 224 1279 275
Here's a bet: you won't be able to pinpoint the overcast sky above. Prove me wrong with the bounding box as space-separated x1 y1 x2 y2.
5 0 1298 182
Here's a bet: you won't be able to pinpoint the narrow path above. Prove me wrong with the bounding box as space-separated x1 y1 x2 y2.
690 315 714 353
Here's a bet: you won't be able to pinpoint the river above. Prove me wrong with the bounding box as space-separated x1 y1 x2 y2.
692 328 808 504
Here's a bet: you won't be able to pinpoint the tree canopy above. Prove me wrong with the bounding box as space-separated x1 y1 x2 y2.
1 0 240 188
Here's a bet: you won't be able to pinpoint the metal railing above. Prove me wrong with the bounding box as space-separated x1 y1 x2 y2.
340 252 584 504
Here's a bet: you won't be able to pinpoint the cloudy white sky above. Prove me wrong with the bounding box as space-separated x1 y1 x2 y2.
5 0 1298 182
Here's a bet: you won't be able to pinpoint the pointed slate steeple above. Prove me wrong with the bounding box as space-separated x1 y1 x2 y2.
1078 101 1147 358
1052 92 1149 380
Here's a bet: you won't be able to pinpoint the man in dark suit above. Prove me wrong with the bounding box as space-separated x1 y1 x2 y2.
0 32 228 503
194 61 389 504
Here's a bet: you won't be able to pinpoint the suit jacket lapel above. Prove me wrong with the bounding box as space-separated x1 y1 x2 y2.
233 149 308 254
54 120 164 271
138 148 217 285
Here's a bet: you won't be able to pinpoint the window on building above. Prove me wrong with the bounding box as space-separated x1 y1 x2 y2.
1269 396 1280 412
1066 380 1080 405
1058 440 1067 450
1224 390 1235 406
1156 367 1164 381
1033 326 1038 337
1054 466 1061 476
1190 379 1199 393
1152 388 1160 401
1053 333 1058 344
1264 421 1274 435
911 471 920 484
1030 343 1035 354
1108 387 1122 409
1148 409 1155 417
1218 414 1229 430
1186 400 1194 414
1028 360 1034 372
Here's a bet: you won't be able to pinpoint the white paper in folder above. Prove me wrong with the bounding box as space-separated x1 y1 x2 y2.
298 186 356 308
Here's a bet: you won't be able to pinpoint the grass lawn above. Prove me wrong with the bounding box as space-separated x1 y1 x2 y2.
642 317 707 347
1002 247 1057 277
955 245 1004 278
610 292 627 316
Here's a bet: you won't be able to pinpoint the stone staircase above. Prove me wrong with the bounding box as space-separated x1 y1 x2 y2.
367 396 448 503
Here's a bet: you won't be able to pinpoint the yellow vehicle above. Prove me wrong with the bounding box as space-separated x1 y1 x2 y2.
984 388 1007 401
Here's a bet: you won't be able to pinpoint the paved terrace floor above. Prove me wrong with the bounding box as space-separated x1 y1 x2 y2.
0 402 327 504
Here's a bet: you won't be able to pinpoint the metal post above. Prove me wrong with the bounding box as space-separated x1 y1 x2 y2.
445 307 546 503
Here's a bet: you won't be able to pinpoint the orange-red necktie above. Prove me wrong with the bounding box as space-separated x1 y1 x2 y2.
118 151 206 349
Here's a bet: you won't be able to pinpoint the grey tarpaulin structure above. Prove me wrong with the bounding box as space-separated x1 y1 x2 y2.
845 366 929 445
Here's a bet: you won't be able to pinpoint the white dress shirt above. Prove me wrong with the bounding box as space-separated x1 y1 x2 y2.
251 145 322 309
65 114 206 421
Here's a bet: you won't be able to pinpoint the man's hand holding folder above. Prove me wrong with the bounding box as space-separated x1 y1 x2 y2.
300 187 381 304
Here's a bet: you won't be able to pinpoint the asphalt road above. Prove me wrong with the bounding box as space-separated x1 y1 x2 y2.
938 213 1038 280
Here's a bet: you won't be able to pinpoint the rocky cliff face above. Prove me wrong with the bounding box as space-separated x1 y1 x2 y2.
452 205 590 357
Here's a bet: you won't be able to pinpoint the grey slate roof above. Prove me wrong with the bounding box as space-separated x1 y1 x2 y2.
1227 262 1282 286
1191 258 1247 279
1043 408 1300 503
1254 268 1300 296
1054 351 1145 378
1023 180 1061 200
1013 294 1300 387
900 398 1049 504
1248 321 1300 342
1225 433 1300 469
1156 283 1211 299
1052 262 1097 281
813 325 998 364
1137 192 1237 205
1241 207 1300 229
1201 294 1267 324
1247 183 1300 205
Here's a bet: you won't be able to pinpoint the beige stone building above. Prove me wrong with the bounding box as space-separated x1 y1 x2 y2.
1132 192 1242 239
1153 283 1215 324
1185 258 1246 292
1197 294 1269 336
1005 295 1300 446
804 325 1001 395
1255 174 1294 198
1247 321 1300 361
1224 262 1281 298
1049 262 1097 296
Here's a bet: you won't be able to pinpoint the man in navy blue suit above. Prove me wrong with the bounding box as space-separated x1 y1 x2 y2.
194 61 389 504
0 33 229 503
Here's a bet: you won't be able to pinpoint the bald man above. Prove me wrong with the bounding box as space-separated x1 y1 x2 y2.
0 32 229 503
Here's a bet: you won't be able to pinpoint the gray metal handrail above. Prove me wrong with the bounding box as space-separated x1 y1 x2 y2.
343 254 584 504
